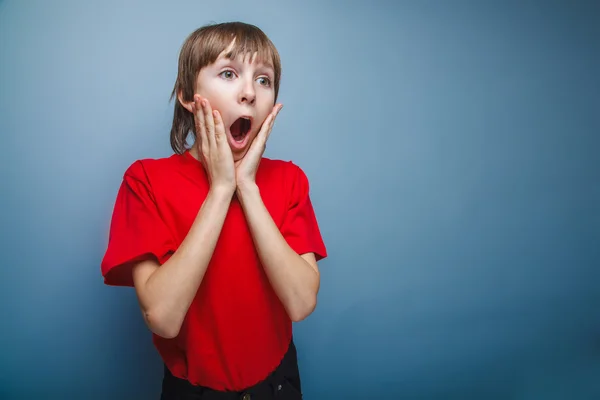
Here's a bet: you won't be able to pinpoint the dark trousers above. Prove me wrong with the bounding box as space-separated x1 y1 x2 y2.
160 339 303 400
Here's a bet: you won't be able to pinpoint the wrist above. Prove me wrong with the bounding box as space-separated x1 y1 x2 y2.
236 180 259 199
209 184 235 200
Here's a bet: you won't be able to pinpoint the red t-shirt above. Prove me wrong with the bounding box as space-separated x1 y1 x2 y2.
100 150 327 391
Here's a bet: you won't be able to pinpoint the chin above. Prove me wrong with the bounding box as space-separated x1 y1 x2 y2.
231 148 249 163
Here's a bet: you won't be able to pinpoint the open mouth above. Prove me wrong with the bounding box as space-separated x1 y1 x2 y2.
229 117 252 143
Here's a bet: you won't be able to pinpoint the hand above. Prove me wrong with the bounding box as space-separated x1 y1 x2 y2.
235 104 283 190
192 95 236 193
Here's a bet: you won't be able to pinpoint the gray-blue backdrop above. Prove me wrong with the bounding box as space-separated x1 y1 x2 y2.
1 0 598 399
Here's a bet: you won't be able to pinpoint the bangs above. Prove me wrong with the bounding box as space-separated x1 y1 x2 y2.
223 35 277 68
194 23 279 70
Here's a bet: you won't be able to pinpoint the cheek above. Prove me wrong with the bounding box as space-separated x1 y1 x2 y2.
255 113 269 131
195 81 230 109
196 86 218 103
260 103 275 122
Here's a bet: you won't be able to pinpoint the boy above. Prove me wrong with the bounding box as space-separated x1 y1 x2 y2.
101 22 327 399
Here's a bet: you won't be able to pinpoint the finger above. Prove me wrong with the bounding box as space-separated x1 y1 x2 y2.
212 110 227 145
264 104 282 142
247 104 283 155
193 95 208 148
255 114 273 144
202 98 216 148
251 115 274 153
270 104 283 126
274 103 283 116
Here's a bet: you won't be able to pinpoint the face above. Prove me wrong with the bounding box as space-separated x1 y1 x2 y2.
184 43 276 162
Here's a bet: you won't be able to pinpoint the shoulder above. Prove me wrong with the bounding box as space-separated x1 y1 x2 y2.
259 158 312 201
123 153 184 183
260 157 309 182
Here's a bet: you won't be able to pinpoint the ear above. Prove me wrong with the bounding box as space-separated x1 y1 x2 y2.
177 90 194 113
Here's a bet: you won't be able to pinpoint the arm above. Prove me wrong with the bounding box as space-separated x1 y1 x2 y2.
236 182 320 322
132 96 236 339
132 186 234 339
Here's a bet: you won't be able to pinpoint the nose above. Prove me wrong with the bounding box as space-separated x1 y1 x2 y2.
238 79 256 105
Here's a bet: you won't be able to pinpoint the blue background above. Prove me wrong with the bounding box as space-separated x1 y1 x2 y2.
1 0 599 399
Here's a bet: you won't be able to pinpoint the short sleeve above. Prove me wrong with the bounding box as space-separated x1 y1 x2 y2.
280 163 327 261
100 161 176 287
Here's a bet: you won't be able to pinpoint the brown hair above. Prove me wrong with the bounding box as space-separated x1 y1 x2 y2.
169 22 282 154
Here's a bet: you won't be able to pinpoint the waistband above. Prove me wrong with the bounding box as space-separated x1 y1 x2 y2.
161 338 302 399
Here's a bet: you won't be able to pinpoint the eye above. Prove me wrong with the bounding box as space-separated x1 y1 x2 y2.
219 70 236 80
257 76 271 87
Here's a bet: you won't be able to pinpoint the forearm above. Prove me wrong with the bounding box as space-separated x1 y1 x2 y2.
236 182 320 321
141 186 233 336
